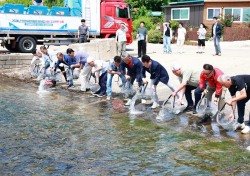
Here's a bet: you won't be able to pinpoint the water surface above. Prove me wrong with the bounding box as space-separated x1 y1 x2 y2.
0 76 250 175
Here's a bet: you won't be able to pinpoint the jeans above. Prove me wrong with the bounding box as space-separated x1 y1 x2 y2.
66 69 74 86
237 95 250 124
213 37 221 54
185 85 197 107
194 84 226 111
138 40 146 57
106 73 126 97
163 35 172 53
79 66 92 91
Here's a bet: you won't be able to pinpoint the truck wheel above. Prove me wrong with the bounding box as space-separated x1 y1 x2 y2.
17 36 36 53
4 42 17 52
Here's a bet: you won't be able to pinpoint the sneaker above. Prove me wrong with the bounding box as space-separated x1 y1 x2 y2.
68 85 74 89
241 126 250 134
92 91 100 96
218 53 221 56
151 102 160 109
199 114 211 124
239 123 246 130
141 99 146 104
125 99 132 106
97 93 106 98
183 105 193 112
106 96 111 101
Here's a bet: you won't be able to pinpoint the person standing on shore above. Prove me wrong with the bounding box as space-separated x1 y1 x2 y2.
137 21 148 58
78 19 89 43
115 23 128 56
197 23 207 54
176 23 186 53
211 16 222 56
163 22 172 54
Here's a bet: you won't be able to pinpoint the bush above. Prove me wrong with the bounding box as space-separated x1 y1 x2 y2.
169 20 179 31
148 29 162 43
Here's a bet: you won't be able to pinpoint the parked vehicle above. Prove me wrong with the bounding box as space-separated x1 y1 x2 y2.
0 0 133 53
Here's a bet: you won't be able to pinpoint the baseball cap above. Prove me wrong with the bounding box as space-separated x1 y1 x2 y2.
171 64 181 71
87 56 94 63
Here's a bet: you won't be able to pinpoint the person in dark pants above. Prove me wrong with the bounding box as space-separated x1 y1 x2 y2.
171 64 200 114
78 19 89 43
211 16 222 56
136 21 148 58
120 52 143 106
218 74 250 134
87 57 109 98
195 64 226 123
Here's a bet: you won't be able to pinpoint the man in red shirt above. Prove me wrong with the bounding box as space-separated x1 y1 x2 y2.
194 64 227 123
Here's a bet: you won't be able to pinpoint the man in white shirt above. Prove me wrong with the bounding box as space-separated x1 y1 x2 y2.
177 23 186 53
115 23 128 56
87 57 109 98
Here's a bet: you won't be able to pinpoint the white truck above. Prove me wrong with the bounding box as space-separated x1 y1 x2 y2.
0 0 133 53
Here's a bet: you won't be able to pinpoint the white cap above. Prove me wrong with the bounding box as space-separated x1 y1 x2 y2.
121 52 130 59
87 56 94 63
171 64 181 71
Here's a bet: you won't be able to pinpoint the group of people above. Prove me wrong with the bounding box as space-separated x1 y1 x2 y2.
161 16 222 56
30 46 250 134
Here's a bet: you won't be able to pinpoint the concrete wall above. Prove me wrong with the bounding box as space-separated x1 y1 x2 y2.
0 54 32 71
0 38 117 79
66 38 117 61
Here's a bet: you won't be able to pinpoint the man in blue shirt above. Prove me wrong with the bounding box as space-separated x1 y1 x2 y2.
106 56 126 100
54 52 76 88
141 55 178 108
120 52 143 106
66 48 91 92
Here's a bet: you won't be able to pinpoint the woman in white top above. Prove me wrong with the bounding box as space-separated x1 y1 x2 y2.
197 23 207 54
177 23 186 53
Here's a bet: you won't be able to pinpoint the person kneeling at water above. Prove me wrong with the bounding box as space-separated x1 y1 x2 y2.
106 56 126 100
218 74 250 134
54 52 76 88
120 52 143 106
87 57 109 98
171 64 200 114
141 55 179 109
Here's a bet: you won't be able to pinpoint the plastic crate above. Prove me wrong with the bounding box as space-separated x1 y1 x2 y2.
50 6 70 16
27 5 48 15
3 4 24 14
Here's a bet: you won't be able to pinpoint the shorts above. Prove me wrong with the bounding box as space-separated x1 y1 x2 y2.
198 39 205 46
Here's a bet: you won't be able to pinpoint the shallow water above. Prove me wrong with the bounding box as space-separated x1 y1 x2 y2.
0 76 250 175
